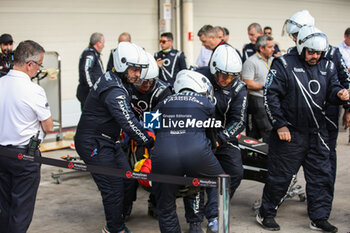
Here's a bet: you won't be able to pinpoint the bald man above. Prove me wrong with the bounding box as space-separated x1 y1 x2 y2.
106 32 131 71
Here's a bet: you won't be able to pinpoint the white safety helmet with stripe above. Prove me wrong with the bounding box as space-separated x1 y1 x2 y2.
141 52 159 81
113 42 149 78
210 44 242 76
282 10 315 37
174 70 214 102
296 25 328 55
134 52 159 92
209 44 242 87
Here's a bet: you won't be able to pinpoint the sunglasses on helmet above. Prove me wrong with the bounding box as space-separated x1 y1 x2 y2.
306 49 322 55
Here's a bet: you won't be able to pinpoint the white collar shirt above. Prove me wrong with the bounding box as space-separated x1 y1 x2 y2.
338 41 350 68
196 46 213 67
0 70 51 145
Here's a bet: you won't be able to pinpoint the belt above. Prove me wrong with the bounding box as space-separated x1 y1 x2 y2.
0 145 27 149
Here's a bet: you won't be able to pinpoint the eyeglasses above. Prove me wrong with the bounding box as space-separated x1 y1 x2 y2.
264 31 272 35
28 60 44 68
306 49 322 55
159 39 171 44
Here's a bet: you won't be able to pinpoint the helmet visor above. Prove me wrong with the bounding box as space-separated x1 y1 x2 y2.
126 62 148 69
298 32 328 52
282 19 303 36
298 32 327 45
214 69 240 87
135 78 156 86
133 78 156 93
215 67 240 77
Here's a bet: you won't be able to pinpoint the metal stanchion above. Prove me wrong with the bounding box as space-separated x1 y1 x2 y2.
218 174 230 233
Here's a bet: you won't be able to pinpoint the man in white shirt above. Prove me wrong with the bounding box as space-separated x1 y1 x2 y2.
338 27 350 72
196 26 228 67
0 40 53 233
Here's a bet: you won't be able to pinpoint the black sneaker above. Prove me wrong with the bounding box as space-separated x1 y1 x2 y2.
310 219 338 233
256 212 280 231
189 222 204 233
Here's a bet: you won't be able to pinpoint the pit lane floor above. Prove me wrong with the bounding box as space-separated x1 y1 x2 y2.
28 130 350 233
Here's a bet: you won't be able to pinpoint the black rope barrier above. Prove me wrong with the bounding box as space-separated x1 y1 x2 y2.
0 147 218 188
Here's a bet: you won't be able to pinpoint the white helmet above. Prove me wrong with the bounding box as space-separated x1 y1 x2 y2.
142 52 159 81
296 26 328 55
174 70 214 102
134 52 159 92
209 44 242 76
113 42 149 75
282 10 315 36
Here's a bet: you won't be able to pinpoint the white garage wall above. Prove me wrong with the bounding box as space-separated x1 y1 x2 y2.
192 0 350 63
1 0 159 99
0 0 159 127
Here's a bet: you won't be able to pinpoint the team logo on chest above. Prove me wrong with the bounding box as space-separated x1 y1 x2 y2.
308 80 321 95
163 58 171 67
137 100 149 111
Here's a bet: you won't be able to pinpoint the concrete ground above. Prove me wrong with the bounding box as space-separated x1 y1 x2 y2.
28 130 350 233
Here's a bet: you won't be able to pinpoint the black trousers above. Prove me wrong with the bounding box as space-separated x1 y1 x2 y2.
0 146 41 233
247 95 272 142
185 143 244 221
205 143 243 219
151 136 224 233
325 104 340 197
260 129 333 221
75 135 132 233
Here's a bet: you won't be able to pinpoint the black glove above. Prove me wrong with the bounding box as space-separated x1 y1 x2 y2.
144 137 155 149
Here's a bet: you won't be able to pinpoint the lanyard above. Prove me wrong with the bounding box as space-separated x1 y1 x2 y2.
257 52 271 70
